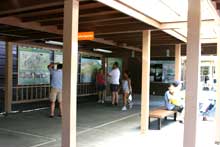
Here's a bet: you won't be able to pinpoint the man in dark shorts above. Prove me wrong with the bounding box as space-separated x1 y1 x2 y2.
108 62 120 105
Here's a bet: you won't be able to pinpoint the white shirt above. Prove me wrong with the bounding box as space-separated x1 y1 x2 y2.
109 68 120 85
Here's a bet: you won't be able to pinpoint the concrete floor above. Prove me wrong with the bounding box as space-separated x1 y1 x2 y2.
0 95 219 147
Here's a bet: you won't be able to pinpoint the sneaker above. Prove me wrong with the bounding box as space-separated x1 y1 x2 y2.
97 100 102 103
102 100 105 104
122 106 127 111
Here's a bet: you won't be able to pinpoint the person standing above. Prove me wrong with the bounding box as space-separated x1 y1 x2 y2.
108 62 120 106
48 63 63 118
96 68 106 104
121 71 132 111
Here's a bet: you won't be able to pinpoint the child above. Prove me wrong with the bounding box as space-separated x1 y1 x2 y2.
121 71 132 111
96 68 106 104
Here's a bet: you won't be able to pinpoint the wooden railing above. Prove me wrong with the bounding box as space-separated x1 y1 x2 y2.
12 85 51 104
77 83 97 97
10 83 97 104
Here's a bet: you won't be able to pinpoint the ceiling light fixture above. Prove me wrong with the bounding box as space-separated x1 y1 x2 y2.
93 48 112 53
45 40 63 46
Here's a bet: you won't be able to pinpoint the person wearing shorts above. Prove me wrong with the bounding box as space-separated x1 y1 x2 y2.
48 63 63 118
121 71 132 111
96 68 106 104
108 62 120 106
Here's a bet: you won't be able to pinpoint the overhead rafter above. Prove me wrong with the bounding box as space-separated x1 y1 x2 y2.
0 15 141 51
0 16 63 35
93 38 142 52
0 1 64 17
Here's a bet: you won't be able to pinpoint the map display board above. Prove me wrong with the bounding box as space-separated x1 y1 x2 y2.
80 57 102 83
54 50 63 63
18 46 51 85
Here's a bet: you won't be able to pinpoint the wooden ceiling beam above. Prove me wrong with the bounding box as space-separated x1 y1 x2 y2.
79 2 106 10
41 15 131 26
0 1 64 17
23 10 121 23
79 23 153 35
0 16 62 35
57 18 139 29
93 38 142 52
22 13 63 22
16 8 63 18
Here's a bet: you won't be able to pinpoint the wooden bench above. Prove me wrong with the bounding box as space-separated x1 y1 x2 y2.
149 107 177 130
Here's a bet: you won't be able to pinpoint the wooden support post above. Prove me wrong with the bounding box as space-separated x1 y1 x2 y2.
62 0 78 147
140 30 151 133
4 42 13 113
215 36 220 144
184 0 201 147
175 44 181 81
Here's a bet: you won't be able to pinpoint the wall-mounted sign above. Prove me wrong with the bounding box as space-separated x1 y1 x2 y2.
78 32 94 41
18 46 51 85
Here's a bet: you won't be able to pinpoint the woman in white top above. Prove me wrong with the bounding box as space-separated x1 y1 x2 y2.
121 71 132 111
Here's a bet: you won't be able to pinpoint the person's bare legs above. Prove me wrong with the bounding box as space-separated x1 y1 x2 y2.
102 90 105 103
112 92 115 105
50 101 55 116
98 91 102 102
123 92 129 106
59 102 62 116
115 92 119 104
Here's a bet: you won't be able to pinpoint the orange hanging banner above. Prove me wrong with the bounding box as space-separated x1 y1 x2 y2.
78 32 94 40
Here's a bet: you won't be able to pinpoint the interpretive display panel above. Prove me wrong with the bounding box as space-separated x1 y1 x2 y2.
80 57 102 83
18 46 51 85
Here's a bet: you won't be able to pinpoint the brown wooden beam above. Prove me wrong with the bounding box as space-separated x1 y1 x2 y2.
0 0 64 17
17 8 63 18
22 13 63 22
93 38 141 52
0 16 62 35
79 2 106 10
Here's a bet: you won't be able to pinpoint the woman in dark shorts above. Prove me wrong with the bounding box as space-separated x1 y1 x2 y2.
96 68 106 104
